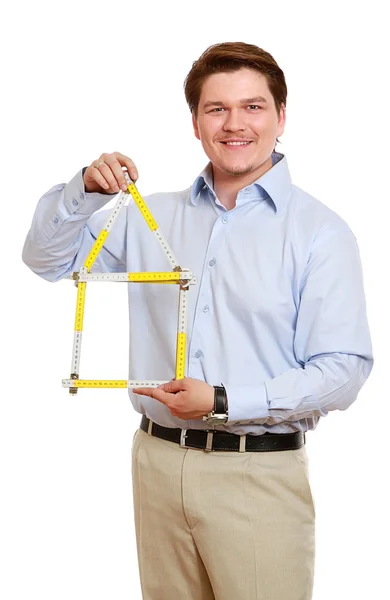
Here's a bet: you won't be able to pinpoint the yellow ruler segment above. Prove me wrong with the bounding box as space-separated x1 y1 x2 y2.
71 380 128 388
128 183 158 231
175 332 186 379
74 283 87 331
128 272 181 283
84 230 109 271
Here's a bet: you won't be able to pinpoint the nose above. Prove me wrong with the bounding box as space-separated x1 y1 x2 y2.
222 108 245 132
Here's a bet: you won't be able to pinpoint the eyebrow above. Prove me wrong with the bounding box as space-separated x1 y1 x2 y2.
203 96 268 109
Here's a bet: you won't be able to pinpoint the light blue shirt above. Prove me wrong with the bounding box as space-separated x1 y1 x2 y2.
22 152 374 435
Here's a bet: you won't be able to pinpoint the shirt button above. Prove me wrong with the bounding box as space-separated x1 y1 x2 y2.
79 192 84 201
209 258 216 266
53 217 59 224
202 305 209 313
195 350 202 358
222 216 228 224
72 198 78 206
245 188 250 194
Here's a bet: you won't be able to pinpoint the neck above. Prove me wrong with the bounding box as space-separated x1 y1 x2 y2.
213 155 274 210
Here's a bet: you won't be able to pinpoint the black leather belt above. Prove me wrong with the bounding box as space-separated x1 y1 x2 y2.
140 416 305 452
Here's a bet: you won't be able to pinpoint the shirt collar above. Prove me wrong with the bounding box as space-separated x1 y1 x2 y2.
190 151 292 214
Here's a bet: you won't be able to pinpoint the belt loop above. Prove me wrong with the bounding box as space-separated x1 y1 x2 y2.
239 435 246 453
180 429 188 447
147 419 153 435
204 431 214 452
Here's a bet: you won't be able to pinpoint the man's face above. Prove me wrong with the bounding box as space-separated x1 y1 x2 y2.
192 68 286 180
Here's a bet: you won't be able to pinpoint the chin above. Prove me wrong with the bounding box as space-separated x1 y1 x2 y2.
223 164 254 177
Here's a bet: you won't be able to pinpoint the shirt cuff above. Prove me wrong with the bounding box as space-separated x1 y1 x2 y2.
224 383 270 422
64 168 117 216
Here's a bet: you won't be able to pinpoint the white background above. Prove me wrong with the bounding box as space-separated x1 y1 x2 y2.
1 0 388 598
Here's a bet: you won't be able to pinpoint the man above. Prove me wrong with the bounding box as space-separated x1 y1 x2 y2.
22 42 374 600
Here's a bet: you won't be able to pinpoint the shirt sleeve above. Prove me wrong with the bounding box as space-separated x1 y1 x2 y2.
225 228 374 425
22 168 128 282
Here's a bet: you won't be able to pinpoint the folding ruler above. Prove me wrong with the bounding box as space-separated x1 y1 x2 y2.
62 171 197 394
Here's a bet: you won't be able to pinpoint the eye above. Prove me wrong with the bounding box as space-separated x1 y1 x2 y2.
210 107 225 113
248 105 262 110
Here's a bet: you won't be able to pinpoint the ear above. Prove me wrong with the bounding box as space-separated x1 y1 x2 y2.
192 112 200 140
277 103 286 138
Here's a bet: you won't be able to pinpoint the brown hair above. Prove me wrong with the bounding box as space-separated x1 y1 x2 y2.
184 42 287 148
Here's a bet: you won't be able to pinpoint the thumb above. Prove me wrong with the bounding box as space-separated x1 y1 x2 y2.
157 378 183 393
157 377 175 387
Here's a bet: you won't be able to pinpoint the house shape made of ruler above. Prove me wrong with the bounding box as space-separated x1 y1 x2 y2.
62 170 197 395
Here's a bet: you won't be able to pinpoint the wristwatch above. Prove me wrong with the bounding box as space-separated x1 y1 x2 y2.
202 384 229 426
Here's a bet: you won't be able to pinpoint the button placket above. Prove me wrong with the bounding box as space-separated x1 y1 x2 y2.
188 211 225 368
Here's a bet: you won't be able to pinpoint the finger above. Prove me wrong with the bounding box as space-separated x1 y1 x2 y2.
132 387 155 398
113 152 139 181
132 386 153 394
88 166 110 190
95 162 121 193
132 387 172 405
104 156 132 192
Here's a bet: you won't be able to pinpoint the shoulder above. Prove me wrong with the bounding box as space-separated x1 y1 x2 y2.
289 184 355 248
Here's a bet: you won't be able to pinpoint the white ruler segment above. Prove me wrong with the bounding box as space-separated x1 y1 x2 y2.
71 331 83 374
154 229 180 270
103 190 128 233
178 286 189 334
62 380 169 388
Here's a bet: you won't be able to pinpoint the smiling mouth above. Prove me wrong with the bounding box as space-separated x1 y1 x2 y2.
220 141 252 147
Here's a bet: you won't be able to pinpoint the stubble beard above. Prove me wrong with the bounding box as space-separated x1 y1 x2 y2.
222 164 254 177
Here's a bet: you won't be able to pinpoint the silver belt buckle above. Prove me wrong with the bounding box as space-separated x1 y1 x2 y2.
180 429 188 447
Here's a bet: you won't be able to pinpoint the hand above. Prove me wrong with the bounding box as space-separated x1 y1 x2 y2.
133 377 214 420
83 151 139 194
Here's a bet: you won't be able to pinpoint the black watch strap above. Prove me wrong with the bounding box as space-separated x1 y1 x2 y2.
213 385 227 414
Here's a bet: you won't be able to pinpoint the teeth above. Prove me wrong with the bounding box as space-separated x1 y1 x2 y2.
225 141 250 146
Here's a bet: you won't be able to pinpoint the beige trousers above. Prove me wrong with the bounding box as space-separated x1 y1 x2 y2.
131 425 315 600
